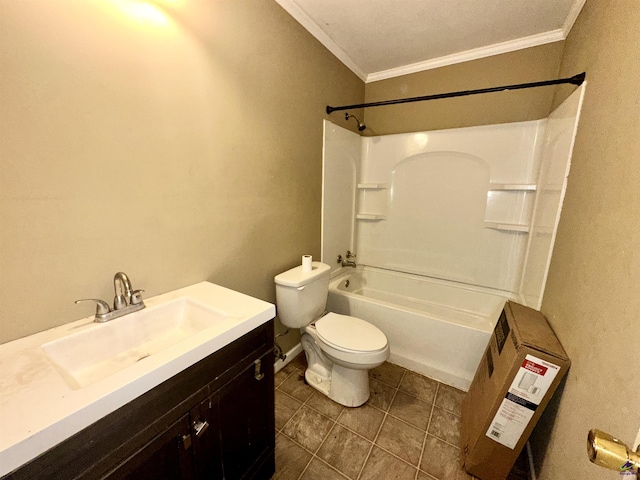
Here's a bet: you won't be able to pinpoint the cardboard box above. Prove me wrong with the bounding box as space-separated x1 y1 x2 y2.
461 301 570 480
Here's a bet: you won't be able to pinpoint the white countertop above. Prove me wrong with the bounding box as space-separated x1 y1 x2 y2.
0 282 275 477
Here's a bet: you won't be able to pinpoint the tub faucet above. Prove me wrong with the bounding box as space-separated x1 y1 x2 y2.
338 251 357 268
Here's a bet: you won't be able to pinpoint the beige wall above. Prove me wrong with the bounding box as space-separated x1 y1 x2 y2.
531 0 640 478
362 43 565 135
0 0 364 346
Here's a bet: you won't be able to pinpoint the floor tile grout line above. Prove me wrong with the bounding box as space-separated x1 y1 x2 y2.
274 433 316 480
274 369 294 389
374 368 405 445
355 436 375 479
300 415 354 479
354 369 406 480
295 455 315 480
364 435 422 471
416 382 439 480
424 433 463 451
313 408 343 455
381 407 433 433
431 404 462 417
278 416 350 480
280 424 358 480
275 386 309 411
303 388 345 421
373 371 465 414
320 409 430 468
369 375 404 391
398 390 440 405
297 453 349 480
277 388 309 435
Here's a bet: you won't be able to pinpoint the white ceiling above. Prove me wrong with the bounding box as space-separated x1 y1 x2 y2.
274 0 586 83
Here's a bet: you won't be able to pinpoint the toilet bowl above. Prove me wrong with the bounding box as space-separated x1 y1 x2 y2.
313 312 389 368
302 312 389 406
274 261 389 407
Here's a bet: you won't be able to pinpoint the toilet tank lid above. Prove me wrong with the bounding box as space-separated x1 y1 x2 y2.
274 262 331 287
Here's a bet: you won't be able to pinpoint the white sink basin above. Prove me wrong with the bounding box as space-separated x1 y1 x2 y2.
42 297 228 389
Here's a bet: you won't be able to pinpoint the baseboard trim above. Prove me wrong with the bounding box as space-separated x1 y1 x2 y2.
526 441 537 480
273 343 303 373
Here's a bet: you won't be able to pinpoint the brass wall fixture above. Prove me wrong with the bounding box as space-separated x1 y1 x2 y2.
588 429 640 479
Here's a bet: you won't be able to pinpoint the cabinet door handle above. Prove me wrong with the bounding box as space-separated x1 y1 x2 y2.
193 420 209 437
254 359 265 381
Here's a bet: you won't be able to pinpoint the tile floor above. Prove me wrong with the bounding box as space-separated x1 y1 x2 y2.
272 354 476 480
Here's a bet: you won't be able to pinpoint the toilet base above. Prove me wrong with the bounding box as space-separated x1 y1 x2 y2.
327 364 370 407
300 331 372 408
304 363 371 407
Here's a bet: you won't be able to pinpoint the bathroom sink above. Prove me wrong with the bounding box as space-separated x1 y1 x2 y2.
1 281 275 477
42 297 228 389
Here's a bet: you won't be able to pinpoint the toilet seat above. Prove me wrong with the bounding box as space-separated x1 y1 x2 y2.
315 313 388 354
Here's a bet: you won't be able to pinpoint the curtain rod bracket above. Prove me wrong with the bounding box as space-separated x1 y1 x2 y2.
326 72 586 115
569 72 586 85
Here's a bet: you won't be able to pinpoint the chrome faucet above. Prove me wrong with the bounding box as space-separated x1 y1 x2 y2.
113 271 133 310
76 272 145 323
337 250 357 268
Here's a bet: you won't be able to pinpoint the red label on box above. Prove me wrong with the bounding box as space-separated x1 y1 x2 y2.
522 359 547 375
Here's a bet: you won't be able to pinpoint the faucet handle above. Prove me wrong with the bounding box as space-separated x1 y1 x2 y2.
346 250 356 259
75 298 111 315
130 289 145 305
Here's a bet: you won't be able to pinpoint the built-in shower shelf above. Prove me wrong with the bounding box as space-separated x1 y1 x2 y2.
489 183 537 191
356 213 386 221
357 183 389 189
484 222 530 233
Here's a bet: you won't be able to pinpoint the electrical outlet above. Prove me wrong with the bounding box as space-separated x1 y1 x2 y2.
633 426 640 452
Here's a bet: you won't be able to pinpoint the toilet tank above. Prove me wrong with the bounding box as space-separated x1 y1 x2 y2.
274 262 331 328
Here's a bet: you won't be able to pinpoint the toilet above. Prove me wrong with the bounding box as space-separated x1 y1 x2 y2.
275 261 389 407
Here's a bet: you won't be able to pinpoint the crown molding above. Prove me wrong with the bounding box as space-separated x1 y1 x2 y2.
366 29 565 83
273 0 367 81
274 0 586 85
562 0 586 36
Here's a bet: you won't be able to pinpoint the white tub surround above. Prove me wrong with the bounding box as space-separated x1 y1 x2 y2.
0 283 275 477
322 121 361 276
519 86 587 308
321 84 586 387
327 267 507 390
323 84 585 303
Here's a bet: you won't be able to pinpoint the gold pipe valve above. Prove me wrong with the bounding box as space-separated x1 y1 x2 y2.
588 429 640 479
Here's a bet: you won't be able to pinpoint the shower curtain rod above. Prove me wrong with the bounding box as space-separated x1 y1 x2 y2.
325 72 586 114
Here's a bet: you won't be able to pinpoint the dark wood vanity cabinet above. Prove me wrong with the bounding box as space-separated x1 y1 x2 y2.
189 356 273 480
107 414 195 480
4 320 275 480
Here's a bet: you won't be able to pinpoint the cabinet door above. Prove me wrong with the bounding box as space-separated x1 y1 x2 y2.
106 414 194 480
191 352 274 480
190 395 223 479
218 352 274 479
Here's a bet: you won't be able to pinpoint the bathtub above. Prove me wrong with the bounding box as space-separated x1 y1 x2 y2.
326 266 508 391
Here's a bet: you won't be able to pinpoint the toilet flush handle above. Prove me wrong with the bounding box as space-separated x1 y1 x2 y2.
297 286 305 291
